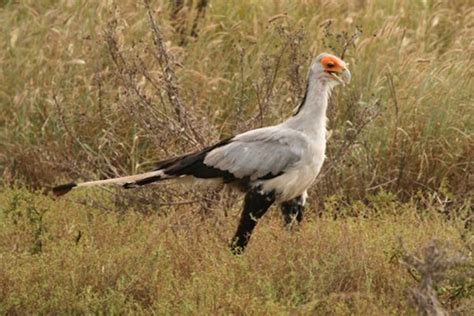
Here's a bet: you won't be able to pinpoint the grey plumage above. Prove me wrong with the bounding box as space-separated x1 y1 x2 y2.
52 52 351 253
204 127 305 180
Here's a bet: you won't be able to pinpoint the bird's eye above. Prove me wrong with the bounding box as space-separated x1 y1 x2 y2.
327 61 335 68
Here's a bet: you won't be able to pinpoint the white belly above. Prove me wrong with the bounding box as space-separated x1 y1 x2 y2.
259 148 325 202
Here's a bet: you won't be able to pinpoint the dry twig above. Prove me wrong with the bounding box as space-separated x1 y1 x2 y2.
399 239 469 316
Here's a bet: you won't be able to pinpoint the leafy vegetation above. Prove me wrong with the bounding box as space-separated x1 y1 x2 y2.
0 187 472 314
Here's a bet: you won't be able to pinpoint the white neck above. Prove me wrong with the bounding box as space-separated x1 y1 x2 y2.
282 77 332 137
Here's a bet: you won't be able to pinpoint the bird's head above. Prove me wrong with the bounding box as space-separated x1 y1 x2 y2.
309 53 351 87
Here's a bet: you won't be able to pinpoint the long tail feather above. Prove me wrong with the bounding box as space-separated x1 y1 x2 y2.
52 170 167 197
52 183 77 196
52 137 235 197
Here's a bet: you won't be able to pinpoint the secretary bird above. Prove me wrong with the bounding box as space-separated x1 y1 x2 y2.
53 53 351 253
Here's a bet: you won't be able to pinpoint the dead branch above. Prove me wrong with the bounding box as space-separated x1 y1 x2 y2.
399 239 468 316
144 0 206 146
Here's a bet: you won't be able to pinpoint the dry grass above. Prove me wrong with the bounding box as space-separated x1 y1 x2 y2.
1 0 472 200
0 0 473 314
0 187 472 314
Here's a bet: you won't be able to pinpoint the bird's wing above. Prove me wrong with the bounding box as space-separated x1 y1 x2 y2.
203 126 307 181
52 127 307 196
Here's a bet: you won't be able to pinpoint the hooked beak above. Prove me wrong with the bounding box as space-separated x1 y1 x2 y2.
329 67 351 86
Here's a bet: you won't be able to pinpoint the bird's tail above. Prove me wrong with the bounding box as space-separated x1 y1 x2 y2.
52 169 168 197
52 136 235 197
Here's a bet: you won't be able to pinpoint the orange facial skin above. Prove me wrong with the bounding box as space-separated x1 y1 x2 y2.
320 55 345 73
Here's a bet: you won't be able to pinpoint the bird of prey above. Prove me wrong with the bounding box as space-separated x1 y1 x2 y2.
53 53 351 253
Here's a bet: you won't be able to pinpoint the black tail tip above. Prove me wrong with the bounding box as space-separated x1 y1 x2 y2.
52 183 77 197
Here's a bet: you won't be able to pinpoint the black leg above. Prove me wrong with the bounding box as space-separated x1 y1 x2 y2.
280 193 306 227
230 189 275 254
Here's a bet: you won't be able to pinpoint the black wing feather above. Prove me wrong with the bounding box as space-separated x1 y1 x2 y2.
134 136 283 188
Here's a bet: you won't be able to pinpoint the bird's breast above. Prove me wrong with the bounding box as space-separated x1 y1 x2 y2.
259 140 326 202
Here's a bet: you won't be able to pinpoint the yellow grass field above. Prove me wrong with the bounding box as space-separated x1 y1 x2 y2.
0 0 472 314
